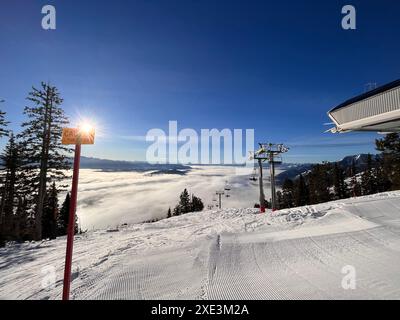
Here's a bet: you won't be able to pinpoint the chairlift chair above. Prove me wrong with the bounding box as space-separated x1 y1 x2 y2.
271 155 283 164
249 168 258 181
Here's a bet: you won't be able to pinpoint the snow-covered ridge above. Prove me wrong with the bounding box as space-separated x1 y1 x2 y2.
2 190 400 300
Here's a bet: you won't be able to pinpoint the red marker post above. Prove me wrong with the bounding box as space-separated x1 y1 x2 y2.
61 126 95 300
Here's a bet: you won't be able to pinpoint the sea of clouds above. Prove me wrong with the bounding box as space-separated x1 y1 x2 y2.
74 166 277 230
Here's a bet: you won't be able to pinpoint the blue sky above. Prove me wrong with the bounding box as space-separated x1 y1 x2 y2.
0 0 399 163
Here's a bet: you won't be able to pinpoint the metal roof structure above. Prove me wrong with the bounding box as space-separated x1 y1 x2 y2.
327 79 400 133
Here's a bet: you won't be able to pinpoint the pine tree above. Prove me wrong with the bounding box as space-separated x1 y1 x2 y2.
308 163 331 204
191 195 204 212
57 193 78 236
361 154 377 195
333 163 348 200
15 196 29 240
376 133 400 190
42 183 58 239
0 102 10 246
17 83 72 240
179 189 191 213
281 178 294 208
0 134 25 241
349 159 361 197
0 100 10 139
276 191 284 210
293 174 309 207
167 207 172 218
173 189 204 216
173 204 182 217
375 157 391 193
173 205 181 216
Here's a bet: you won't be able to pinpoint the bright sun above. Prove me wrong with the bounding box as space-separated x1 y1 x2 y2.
79 122 95 134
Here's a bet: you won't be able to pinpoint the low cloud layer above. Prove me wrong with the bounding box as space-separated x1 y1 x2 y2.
75 166 277 230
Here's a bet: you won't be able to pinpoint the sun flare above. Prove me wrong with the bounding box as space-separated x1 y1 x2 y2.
77 119 96 135
79 122 95 134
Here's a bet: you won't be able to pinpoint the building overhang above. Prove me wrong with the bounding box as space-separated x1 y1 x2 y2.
327 79 400 133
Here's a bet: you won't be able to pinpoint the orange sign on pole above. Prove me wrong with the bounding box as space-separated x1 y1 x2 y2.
62 125 95 300
62 127 95 145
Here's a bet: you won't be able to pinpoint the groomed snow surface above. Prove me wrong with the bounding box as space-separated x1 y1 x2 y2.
2 191 400 300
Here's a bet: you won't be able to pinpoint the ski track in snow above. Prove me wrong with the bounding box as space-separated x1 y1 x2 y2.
2 192 400 299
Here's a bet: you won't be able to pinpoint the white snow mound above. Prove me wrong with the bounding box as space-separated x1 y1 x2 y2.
2 191 400 300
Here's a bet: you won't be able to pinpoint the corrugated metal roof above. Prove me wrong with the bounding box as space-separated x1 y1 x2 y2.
329 79 400 113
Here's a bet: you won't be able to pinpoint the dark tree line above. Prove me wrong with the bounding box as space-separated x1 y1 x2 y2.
168 188 204 218
276 133 400 210
0 83 78 247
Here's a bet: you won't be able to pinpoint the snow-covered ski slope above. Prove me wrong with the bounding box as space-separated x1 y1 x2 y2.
2 191 400 300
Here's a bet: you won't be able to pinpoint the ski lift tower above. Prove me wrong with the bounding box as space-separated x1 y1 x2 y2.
250 143 289 212
215 190 225 209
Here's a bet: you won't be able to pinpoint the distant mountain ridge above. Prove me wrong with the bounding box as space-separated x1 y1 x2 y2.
1 154 377 178
275 154 381 184
69 156 191 173
71 154 380 178
275 163 314 184
338 153 381 169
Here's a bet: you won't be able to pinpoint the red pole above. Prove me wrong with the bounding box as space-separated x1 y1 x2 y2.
62 143 81 300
